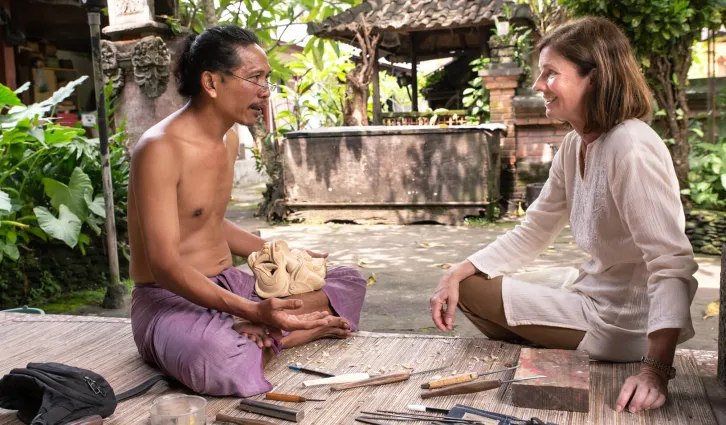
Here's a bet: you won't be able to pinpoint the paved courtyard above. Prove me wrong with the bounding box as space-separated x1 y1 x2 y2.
227 184 722 351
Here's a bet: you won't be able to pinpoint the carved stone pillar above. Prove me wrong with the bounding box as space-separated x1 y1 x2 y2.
104 0 170 40
101 0 185 152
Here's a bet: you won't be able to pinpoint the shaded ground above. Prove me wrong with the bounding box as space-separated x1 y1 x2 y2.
58 183 722 351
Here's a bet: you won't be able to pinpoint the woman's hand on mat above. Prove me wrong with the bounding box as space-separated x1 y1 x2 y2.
255 298 331 331
233 322 275 349
430 261 477 332
305 249 329 259
615 367 668 413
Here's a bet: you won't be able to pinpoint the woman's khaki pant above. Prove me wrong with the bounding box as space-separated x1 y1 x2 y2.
457 274 586 349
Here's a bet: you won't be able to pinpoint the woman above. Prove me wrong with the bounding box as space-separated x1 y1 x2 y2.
430 17 698 413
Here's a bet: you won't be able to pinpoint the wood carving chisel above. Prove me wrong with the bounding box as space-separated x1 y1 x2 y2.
355 418 398 425
361 411 480 424
421 364 520 389
302 372 370 387
421 375 545 399
265 392 326 402
406 404 450 414
288 365 335 377
216 413 276 425
330 364 450 391
238 398 304 422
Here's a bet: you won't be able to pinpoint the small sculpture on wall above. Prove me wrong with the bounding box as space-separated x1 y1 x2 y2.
100 40 125 98
131 36 170 99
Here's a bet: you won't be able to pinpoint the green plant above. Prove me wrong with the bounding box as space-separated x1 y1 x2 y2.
275 45 354 136
563 0 726 189
0 77 129 264
683 138 726 209
491 4 534 83
178 0 361 84
463 57 491 124
422 68 446 91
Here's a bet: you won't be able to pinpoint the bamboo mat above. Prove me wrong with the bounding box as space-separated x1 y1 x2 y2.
0 313 719 425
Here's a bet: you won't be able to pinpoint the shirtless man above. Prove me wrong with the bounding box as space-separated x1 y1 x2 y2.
128 25 367 397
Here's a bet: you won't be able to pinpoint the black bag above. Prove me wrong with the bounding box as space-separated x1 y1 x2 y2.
0 362 170 425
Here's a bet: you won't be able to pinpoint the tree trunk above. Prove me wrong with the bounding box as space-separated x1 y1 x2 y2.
253 115 286 222
200 0 218 27
340 17 380 126
646 38 693 191
343 67 369 126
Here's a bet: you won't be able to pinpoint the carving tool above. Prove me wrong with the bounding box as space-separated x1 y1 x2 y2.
360 411 480 424
421 375 546 399
216 413 276 425
355 418 398 425
302 372 370 387
330 364 451 391
421 364 520 389
265 392 326 402
238 398 304 422
288 365 335 377
406 404 450 414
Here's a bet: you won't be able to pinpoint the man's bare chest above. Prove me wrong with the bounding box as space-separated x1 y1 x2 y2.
177 150 234 222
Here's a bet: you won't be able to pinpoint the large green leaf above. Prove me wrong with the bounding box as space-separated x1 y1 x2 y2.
0 76 88 128
0 189 10 212
0 240 19 261
34 205 81 248
86 194 106 218
0 84 23 109
14 81 30 95
42 167 93 221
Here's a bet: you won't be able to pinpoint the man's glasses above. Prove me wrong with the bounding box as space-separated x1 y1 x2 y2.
227 72 278 93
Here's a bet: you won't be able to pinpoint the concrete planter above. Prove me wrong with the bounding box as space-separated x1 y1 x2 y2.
282 124 506 224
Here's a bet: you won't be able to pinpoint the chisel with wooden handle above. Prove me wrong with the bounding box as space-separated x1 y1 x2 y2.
330 364 450 391
421 375 546 399
421 364 520 389
302 372 370 387
265 392 326 402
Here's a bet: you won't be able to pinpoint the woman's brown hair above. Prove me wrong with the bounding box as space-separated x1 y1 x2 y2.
537 16 652 134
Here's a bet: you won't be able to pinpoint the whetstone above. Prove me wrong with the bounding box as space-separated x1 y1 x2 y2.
511 348 590 412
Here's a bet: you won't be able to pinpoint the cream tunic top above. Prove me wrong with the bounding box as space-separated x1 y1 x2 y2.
468 119 698 361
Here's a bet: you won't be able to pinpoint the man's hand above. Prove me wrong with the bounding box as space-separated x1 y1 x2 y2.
305 249 328 259
233 321 275 349
615 367 668 413
430 261 477 332
255 298 331 331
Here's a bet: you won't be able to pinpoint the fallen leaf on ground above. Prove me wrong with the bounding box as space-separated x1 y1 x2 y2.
367 273 377 286
416 241 447 248
432 263 452 270
704 300 720 319
356 257 385 269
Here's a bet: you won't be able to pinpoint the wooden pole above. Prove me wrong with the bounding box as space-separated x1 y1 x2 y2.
0 0 16 89
88 10 124 308
410 33 418 113
706 29 716 143
372 50 381 125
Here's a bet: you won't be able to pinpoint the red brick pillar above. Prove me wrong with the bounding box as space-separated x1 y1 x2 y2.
480 67 524 214
479 68 524 165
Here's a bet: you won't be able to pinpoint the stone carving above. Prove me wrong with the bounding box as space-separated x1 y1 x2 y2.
131 36 170 99
117 0 145 15
100 40 125 98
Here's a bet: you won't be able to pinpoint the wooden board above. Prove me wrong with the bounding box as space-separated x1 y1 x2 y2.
511 348 590 412
0 314 718 425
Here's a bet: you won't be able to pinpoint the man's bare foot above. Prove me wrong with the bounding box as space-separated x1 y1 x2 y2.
276 316 352 348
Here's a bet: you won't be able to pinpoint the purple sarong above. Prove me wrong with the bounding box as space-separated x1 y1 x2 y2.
130 266 366 397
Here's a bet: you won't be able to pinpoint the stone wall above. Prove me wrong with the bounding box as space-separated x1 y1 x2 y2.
686 209 726 255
